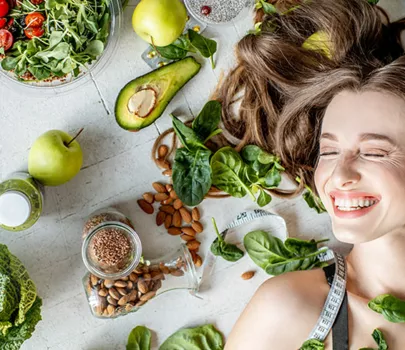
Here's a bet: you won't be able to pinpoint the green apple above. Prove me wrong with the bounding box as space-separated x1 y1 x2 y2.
302 31 333 59
28 130 83 186
132 0 188 47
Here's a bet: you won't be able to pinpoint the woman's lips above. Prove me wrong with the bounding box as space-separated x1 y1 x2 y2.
332 202 379 219
329 191 381 219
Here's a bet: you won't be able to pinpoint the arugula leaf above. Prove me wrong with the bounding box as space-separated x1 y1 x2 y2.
368 294 405 323
210 218 244 262
159 324 224 350
126 326 151 350
172 148 212 206
188 29 217 69
244 230 328 276
300 339 325 350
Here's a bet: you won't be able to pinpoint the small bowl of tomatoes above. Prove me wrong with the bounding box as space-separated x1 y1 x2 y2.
0 0 122 92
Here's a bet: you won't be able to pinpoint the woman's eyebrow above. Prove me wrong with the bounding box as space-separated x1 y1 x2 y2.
320 132 396 145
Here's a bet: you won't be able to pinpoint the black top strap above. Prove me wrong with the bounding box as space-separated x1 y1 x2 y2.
323 264 349 350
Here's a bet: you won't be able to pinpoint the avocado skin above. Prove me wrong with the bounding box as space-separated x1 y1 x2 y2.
115 57 201 131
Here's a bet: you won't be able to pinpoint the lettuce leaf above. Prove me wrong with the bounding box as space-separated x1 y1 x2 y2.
0 297 42 350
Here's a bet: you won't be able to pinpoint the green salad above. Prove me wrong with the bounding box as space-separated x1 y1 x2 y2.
0 244 42 349
0 0 110 81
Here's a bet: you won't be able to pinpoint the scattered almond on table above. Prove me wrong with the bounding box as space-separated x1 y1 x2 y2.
241 271 255 280
137 175 204 268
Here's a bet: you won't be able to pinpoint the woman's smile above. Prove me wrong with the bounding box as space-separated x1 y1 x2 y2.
330 191 381 218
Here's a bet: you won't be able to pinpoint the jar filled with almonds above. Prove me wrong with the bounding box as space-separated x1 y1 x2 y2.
83 244 198 318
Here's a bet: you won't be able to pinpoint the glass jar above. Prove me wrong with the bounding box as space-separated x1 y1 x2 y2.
0 172 44 231
83 244 199 318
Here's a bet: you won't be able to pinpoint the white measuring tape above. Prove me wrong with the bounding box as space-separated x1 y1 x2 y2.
307 251 346 341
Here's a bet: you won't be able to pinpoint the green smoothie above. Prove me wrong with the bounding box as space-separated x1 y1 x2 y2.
0 172 44 231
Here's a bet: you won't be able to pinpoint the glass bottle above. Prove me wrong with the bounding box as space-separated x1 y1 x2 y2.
0 172 44 231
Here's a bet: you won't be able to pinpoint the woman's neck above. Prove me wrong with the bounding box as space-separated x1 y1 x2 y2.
346 230 405 300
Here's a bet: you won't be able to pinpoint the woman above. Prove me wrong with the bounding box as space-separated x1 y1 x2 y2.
218 0 405 348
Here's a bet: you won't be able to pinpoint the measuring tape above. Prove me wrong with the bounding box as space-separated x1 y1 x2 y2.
307 251 347 341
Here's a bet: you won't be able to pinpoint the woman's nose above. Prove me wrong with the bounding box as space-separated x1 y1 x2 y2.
331 154 361 189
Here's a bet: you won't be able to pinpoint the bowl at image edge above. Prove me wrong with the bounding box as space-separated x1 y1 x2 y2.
0 0 123 96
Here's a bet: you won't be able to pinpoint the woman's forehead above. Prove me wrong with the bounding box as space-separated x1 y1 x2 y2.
321 90 405 142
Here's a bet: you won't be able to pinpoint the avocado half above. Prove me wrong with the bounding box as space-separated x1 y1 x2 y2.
115 57 201 131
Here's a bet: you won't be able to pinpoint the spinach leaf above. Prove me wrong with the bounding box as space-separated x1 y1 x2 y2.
126 326 151 350
368 294 405 323
300 339 325 350
296 177 326 214
257 189 272 207
188 29 217 69
172 148 212 206
244 230 328 276
171 114 207 151
211 147 255 200
156 35 195 60
192 100 222 141
159 324 224 350
241 145 262 163
259 165 282 189
367 0 379 4
210 218 244 262
372 329 388 350
284 238 329 257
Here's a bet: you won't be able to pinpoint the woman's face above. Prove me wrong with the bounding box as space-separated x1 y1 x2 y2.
315 90 405 244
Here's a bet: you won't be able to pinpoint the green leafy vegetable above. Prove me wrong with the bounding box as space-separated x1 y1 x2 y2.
1 0 110 81
296 177 326 214
368 294 405 323
300 339 325 350
359 328 389 350
367 0 379 4
0 244 42 349
171 101 223 206
126 326 151 350
159 324 224 350
255 0 278 14
172 148 212 207
210 218 244 262
188 29 217 69
244 231 328 276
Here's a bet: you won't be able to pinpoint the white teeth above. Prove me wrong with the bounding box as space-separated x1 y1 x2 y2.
333 197 378 210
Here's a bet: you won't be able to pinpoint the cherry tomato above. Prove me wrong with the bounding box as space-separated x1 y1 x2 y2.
0 29 13 51
0 0 9 17
30 0 44 4
24 26 44 39
25 12 44 27
0 18 6 29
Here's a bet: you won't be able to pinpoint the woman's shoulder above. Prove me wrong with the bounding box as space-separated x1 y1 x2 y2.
225 268 331 350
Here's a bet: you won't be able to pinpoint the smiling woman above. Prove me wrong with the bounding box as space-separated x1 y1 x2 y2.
216 0 405 349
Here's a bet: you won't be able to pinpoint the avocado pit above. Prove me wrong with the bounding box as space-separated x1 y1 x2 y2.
127 88 157 118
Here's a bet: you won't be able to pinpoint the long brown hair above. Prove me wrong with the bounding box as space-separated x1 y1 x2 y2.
216 0 405 197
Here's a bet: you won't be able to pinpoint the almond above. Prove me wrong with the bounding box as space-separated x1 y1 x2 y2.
137 199 154 214
157 159 171 170
104 279 114 288
117 287 127 296
209 186 221 193
192 207 201 221
90 274 98 286
241 271 255 280
186 240 201 251
98 288 108 297
170 269 184 276
140 291 156 301
109 287 120 301
135 300 147 307
191 221 203 233
163 169 172 177
142 192 154 204
152 182 167 193
182 227 196 236
168 227 182 236
166 184 173 192
173 198 183 210
181 234 195 241
179 207 192 223
156 211 166 226
155 193 169 202
172 210 182 227
129 273 138 283
169 190 178 199
114 281 128 288
194 254 203 267
107 295 117 306
162 197 173 205
118 295 129 306
158 145 169 158
160 205 175 215
164 214 172 229
137 279 149 294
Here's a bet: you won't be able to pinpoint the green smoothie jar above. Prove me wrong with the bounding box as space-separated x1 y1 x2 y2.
0 172 44 231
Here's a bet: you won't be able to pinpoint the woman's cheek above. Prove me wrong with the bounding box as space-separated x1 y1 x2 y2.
314 161 330 200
